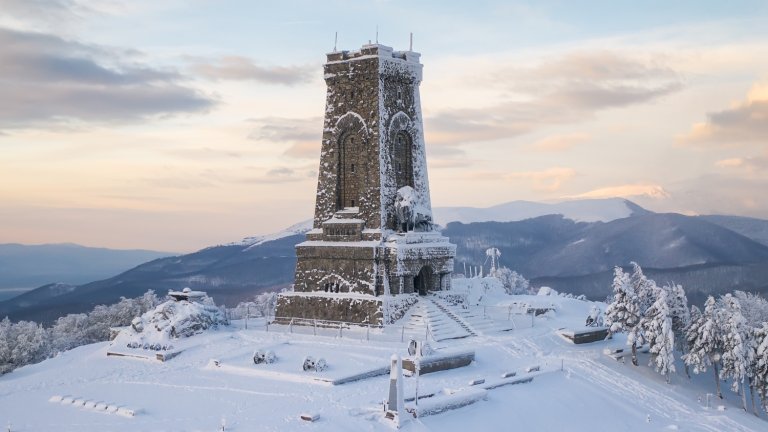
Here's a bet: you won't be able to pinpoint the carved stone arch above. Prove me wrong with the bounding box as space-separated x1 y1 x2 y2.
413 263 438 296
333 112 369 210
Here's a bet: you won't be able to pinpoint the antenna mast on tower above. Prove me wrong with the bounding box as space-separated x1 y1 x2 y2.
333 31 338 52
409 32 413 51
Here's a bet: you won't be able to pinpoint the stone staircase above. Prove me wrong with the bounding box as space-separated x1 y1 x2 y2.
430 296 518 335
428 297 477 338
400 298 474 342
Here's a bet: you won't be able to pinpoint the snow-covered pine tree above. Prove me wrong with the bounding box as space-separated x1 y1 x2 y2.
668 284 691 377
605 266 643 366
718 294 752 411
684 304 702 379
718 294 751 410
683 296 724 398
753 322 768 414
641 285 675 382
744 325 760 415
733 291 768 327
630 262 658 313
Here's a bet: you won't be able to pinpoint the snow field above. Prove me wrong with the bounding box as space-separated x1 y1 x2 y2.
1 294 766 431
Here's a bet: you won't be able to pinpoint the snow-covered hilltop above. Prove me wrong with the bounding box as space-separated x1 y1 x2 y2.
432 197 648 226
2 281 766 431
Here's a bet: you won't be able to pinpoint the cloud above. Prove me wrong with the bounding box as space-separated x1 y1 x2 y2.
531 133 590 152
467 167 576 192
0 0 88 23
679 81 768 146
0 27 215 129
566 183 671 200
427 51 682 148
636 173 768 219
247 117 322 158
190 56 315 85
715 154 768 173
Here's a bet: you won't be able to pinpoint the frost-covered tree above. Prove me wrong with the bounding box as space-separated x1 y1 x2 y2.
684 304 702 378
718 294 753 411
50 313 90 353
630 262 658 313
641 285 675 382
605 266 643 366
1 290 161 375
0 317 14 374
753 323 768 413
684 296 724 398
490 267 530 295
8 321 49 369
744 326 761 415
666 284 691 376
733 291 768 328
230 292 279 320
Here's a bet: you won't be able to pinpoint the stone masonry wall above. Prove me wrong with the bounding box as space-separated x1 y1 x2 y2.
275 294 383 325
314 52 381 230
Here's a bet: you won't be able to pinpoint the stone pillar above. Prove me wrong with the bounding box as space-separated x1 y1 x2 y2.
386 354 405 427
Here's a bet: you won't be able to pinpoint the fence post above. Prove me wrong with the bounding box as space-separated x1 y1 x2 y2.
401 325 405 342
508 306 512 321
483 306 487 319
266 319 269 332
530 311 534 328
338 322 343 338
313 319 317 336
290 318 293 333
366 325 370 341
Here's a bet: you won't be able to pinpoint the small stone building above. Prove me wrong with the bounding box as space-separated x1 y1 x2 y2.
275 43 455 325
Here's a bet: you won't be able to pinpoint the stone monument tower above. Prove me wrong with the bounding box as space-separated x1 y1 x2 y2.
274 43 455 325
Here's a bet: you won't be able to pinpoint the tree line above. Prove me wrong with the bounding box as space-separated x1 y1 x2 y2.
0 290 281 375
605 263 768 415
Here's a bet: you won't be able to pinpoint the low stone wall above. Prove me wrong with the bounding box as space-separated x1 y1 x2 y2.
402 350 475 375
274 293 383 325
559 327 610 344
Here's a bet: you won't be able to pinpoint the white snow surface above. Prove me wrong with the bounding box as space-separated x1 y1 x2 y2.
432 198 641 225
3 285 765 431
227 219 313 249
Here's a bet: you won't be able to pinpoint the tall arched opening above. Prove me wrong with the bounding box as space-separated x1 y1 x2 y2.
413 266 432 296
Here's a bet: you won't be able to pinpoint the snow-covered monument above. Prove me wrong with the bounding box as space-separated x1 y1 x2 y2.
274 43 456 325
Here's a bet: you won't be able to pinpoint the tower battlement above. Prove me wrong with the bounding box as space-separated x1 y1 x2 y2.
326 44 421 65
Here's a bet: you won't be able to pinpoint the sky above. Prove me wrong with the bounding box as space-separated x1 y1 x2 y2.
1 0 768 252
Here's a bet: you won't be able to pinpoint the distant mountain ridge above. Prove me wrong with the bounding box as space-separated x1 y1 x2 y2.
433 198 648 225
0 243 174 291
3 198 768 323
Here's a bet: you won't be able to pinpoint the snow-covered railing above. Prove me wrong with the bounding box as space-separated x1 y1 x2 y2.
265 317 433 343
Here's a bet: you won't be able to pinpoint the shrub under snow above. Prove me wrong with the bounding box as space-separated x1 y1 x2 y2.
123 295 227 345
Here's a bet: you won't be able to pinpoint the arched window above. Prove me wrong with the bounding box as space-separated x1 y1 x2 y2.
337 133 362 210
393 131 413 188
